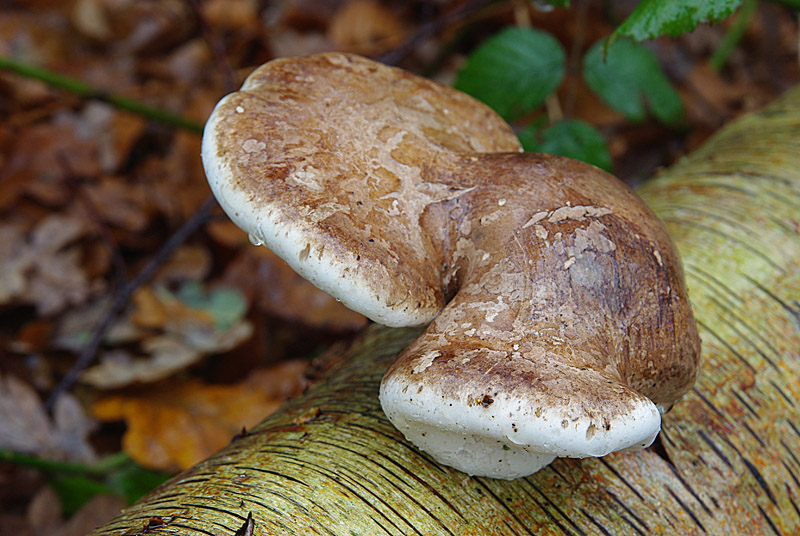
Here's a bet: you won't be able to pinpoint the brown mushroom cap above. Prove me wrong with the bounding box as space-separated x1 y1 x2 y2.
202 53 701 479
380 152 700 478
202 52 520 327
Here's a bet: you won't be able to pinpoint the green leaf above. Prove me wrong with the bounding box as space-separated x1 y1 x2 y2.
529 0 570 7
1 450 172 515
454 27 565 120
518 119 613 172
51 475 115 516
612 0 742 42
105 457 172 504
583 38 684 126
175 282 248 330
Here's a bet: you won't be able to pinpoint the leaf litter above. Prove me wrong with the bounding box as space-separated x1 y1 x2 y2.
0 0 797 533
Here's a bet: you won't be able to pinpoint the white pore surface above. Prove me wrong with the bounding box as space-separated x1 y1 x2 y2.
379 375 662 480
201 96 434 328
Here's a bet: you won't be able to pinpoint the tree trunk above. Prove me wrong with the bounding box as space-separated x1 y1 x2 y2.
89 87 800 536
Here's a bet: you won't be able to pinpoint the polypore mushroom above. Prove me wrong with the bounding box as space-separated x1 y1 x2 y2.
202 52 700 479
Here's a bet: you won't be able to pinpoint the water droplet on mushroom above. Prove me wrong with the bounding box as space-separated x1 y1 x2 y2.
248 233 263 246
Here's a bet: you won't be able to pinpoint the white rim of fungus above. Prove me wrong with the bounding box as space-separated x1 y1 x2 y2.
379 374 661 479
202 95 435 328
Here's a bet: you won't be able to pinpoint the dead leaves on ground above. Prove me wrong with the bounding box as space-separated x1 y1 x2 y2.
0 0 372 520
0 374 96 463
91 360 309 472
1 0 798 531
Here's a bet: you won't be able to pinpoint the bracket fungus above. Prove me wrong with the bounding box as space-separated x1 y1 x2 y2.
202 53 700 480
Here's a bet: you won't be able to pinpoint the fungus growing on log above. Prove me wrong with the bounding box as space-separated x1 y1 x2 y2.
201 53 700 479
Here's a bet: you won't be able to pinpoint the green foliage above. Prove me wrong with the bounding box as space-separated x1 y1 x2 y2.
454 26 565 120
518 120 613 172
454 0 741 175
105 458 173 505
710 0 758 70
0 449 171 516
51 475 113 516
531 0 570 6
172 282 248 330
612 0 742 42
583 38 684 126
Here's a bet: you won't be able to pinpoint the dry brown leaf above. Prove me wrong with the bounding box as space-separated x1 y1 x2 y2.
80 284 253 389
53 297 121 354
6 122 101 205
91 361 308 471
165 39 213 86
83 178 151 232
222 247 368 332
0 374 97 462
143 129 210 222
27 485 61 536
69 0 193 53
0 214 99 315
50 494 126 536
154 244 211 283
10 320 54 355
80 341 199 390
202 0 259 33
0 223 29 305
327 0 407 56
25 485 125 536
206 219 248 248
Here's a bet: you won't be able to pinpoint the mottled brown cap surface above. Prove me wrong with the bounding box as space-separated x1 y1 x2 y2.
380 153 701 478
202 53 700 479
202 52 520 327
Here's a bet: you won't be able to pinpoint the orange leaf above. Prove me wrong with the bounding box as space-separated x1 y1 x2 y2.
91 361 308 472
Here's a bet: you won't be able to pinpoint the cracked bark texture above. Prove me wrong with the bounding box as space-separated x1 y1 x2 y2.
89 87 800 536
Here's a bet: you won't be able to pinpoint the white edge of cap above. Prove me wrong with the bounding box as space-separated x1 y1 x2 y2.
379 375 661 480
201 95 434 328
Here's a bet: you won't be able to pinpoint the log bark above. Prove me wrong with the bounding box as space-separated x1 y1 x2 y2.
90 87 800 536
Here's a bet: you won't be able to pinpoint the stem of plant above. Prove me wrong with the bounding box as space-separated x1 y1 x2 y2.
0 55 203 134
0 449 130 476
710 0 758 71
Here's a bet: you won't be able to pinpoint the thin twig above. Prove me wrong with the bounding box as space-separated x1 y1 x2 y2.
45 195 217 411
185 0 238 93
0 55 203 134
379 0 496 66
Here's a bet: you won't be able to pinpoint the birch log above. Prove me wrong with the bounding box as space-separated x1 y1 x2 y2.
89 87 800 536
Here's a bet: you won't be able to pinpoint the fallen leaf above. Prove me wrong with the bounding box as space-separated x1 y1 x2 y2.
83 177 152 232
27 485 61 535
80 341 198 390
0 374 97 462
91 361 308 471
0 223 29 305
25 484 126 536
5 122 101 207
50 494 126 536
327 0 407 56
0 213 101 315
202 0 259 33
80 283 253 389
154 245 211 283
222 248 368 332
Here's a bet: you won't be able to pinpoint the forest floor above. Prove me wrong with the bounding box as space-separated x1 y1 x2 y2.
0 1 798 534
